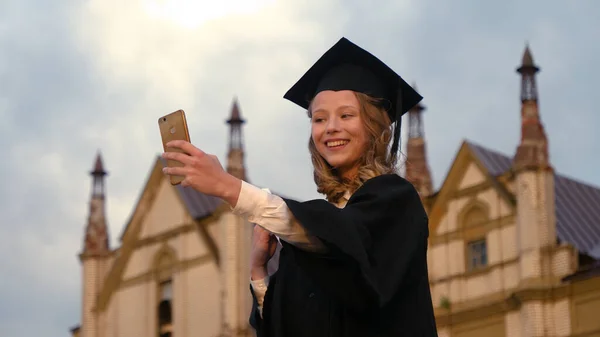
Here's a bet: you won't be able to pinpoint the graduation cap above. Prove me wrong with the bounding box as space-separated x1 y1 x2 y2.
284 37 422 161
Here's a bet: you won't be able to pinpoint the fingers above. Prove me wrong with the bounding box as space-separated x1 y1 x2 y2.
161 151 195 166
162 166 190 177
166 140 204 157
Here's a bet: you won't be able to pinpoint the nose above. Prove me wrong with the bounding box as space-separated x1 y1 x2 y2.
325 117 341 134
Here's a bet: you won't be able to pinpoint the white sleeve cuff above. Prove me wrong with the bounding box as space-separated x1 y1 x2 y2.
250 276 270 316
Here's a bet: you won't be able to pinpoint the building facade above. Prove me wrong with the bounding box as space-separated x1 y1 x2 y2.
406 46 600 337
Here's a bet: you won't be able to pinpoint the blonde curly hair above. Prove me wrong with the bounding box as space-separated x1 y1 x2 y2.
307 92 399 203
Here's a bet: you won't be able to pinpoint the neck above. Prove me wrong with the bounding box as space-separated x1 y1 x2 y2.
337 164 359 181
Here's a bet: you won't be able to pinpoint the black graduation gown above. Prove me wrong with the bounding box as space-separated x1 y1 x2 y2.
249 174 438 337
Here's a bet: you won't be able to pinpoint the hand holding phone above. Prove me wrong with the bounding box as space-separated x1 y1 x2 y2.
158 109 191 185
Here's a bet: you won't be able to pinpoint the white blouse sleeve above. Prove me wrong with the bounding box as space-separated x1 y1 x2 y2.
231 181 325 252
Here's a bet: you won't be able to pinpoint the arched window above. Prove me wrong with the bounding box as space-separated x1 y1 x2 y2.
462 204 488 228
154 246 176 337
460 202 490 271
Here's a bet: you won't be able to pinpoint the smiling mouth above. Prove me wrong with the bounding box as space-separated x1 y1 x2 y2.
326 140 349 148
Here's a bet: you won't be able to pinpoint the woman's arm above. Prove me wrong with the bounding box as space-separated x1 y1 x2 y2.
231 180 326 252
159 141 325 252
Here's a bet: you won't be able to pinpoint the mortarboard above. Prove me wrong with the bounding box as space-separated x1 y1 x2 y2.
283 37 423 162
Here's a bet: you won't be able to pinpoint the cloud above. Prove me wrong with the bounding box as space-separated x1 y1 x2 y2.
0 2 93 335
0 0 350 335
374 0 600 189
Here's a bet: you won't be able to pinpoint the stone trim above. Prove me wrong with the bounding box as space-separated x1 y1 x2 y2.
430 257 519 284
135 223 197 248
435 275 600 328
429 215 515 246
132 206 226 250
569 328 600 337
120 254 213 289
435 285 569 327
452 181 494 199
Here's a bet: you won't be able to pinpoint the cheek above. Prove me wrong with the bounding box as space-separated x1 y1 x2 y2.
311 124 323 144
351 124 369 150
311 127 324 153
354 135 368 154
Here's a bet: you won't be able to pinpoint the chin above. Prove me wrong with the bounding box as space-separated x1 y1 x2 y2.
318 147 360 171
325 157 355 171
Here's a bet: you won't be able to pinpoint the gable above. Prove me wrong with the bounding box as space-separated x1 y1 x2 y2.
139 177 191 240
458 163 486 190
95 158 165 311
429 141 516 235
94 156 226 312
465 142 600 258
433 188 513 237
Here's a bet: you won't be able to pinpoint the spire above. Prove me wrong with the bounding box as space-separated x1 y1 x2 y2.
82 151 110 257
521 44 535 68
405 83 433 197
513 44 551 171
91 151 107 197
516 43 540 102
226 98 247 180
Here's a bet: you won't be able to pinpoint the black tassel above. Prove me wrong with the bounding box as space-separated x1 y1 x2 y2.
390 85 402 164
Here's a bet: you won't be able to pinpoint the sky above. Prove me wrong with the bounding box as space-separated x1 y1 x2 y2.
1 0 599 335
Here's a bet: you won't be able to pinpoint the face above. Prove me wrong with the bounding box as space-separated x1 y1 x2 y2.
310 90 368 178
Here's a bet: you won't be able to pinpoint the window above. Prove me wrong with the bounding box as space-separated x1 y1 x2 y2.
158 280 173 337
467 239 487 270
153 246 176 337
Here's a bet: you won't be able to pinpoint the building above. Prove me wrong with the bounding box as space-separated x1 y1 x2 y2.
71 45 600 337
406 46 600 337
71 100 255 337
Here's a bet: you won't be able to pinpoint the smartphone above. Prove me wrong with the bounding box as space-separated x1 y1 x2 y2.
158 109 191 185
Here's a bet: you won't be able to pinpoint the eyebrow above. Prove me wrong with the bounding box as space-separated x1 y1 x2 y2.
312 105 359 115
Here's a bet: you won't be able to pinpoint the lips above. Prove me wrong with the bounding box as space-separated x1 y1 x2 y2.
326 140 349 148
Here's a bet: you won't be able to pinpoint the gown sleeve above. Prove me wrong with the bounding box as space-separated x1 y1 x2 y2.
231 180 326 252
281 174 429 313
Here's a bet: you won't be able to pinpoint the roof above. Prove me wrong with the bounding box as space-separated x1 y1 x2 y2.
465 141 600 259
468 142 513 176
176 184 223 219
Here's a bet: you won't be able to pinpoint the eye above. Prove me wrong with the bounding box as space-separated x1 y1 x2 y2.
341 113 353 119
312 117 325 123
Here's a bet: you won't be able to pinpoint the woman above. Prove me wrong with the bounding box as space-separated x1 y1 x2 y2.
162 37 438 336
